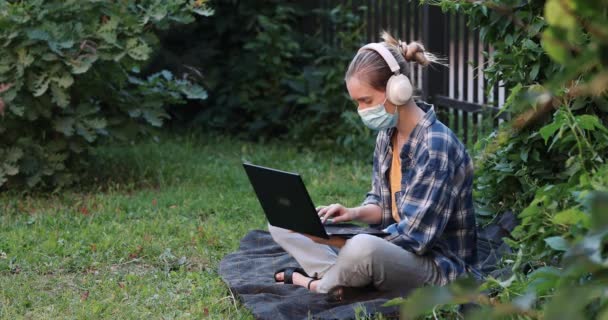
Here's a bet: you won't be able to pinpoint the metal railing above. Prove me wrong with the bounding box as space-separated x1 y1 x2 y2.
318 0 509 146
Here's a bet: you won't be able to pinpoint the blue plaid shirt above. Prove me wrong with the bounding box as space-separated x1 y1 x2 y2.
362 101 478 285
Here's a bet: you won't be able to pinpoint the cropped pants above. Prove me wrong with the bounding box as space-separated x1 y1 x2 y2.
268 224 441 294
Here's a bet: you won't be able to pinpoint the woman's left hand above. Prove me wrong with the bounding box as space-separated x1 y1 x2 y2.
303 234 347 248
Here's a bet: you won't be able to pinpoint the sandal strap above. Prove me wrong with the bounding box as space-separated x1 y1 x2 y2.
283 268 294 284
307 279 316 291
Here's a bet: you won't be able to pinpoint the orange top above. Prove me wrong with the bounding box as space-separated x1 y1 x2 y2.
390 132 402 223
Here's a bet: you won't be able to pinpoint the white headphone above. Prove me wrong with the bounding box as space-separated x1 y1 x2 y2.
358 43 413 106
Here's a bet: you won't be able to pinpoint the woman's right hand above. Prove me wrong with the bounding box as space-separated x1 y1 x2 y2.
316 203 357 224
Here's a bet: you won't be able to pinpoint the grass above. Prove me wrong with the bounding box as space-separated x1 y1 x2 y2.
0 132 376 319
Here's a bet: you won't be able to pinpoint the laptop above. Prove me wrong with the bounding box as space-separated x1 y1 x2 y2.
243 163 390 239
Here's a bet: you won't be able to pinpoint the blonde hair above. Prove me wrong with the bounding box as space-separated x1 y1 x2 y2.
345 30 441 91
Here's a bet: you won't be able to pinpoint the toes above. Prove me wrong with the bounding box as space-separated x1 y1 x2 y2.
275 272 284 282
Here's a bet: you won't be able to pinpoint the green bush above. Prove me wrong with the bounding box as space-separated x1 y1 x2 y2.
154 0 374 155
395 0 608 318
0 0 211 189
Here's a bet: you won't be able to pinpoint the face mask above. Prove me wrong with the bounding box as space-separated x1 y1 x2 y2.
357 98 398 130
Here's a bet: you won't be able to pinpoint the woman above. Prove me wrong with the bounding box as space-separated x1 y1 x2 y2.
271 31 478 300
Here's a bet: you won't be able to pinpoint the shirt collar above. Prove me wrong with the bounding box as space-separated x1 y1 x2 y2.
385 100 437 150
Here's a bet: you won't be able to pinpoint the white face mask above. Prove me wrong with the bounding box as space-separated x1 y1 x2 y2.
357 98 398 130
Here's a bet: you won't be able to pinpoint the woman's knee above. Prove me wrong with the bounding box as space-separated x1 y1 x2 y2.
339 234 382 263
268 223 290 242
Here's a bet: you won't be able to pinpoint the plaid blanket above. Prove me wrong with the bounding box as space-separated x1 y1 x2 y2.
219 230 400 320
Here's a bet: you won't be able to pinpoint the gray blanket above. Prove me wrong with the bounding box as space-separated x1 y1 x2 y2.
218 212 516 320
219 230 399 320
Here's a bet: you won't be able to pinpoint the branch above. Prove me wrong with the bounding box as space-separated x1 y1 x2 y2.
461 0 581 54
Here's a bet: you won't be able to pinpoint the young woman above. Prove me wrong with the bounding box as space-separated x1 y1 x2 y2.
271 31 478 300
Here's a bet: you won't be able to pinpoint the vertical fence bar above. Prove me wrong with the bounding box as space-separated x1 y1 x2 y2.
405 0 411 41
398 0 403 38
373 0 380 40
422 5 448 104
481 42 489 135
452 13 460 133
473 29 481 143
462 18 470 144
493 49 500 128
381 0 387 32
366 0 372 42
388 0 394 33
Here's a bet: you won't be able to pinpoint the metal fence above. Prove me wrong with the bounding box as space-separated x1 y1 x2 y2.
317 0 509 146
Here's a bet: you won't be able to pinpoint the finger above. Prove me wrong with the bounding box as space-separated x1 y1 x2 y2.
319 205 332 216
318 204 335 217
320 206 335 222
316 205 327 212
321 206 339 223
317 206 329 217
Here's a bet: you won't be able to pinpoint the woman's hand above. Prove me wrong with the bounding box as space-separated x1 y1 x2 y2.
316 203 357 224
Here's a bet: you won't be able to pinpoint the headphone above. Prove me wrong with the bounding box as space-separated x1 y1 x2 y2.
358 43 413 106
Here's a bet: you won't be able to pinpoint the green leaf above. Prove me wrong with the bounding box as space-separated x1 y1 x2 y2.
539 121 562 144
180 84 208 100
575 114 601 131
520 195 545 218
84 118 107 130
75 123 96 142
142 109 168 127
553 208 588 226
50 83 70 108
9 104 25 117
544 236 569 251
97 17 120 44
542 28 570 64
3 163 19 176
520 148 529 162
26 29 51 42
69 55 98 74
29 72 50 97
5 148 24 163
545 0 576 29
529 63 540 81
126 38 151 61
54 117 75 136
17 48 34 67
51 72 74 89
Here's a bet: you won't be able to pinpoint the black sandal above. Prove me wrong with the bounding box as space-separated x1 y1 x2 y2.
273 267 308 285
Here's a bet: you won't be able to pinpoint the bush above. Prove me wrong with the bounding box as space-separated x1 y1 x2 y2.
153 0 375 155
0 0 211 189
396 0 608 318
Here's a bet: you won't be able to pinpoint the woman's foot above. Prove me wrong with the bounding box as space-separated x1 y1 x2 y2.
275 271 319 292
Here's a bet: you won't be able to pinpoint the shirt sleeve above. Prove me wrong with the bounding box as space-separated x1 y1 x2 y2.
385 155 455 255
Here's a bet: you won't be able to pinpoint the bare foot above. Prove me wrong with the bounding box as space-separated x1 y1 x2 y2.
275 271 319 292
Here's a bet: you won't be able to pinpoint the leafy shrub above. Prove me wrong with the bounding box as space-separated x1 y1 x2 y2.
282 6 375 154
154 0 374 155
0 0 211 189
396 0 608 318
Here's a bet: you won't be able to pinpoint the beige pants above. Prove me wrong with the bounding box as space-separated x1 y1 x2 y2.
268 224 441 294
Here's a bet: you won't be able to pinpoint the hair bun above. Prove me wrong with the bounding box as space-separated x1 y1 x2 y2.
398 40 430 66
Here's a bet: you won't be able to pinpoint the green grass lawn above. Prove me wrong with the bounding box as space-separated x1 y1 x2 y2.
0 132 375 319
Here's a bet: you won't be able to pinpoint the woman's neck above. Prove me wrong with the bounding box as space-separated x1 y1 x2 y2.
395 100 425 140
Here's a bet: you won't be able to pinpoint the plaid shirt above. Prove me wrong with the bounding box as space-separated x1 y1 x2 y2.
362 101 478 285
